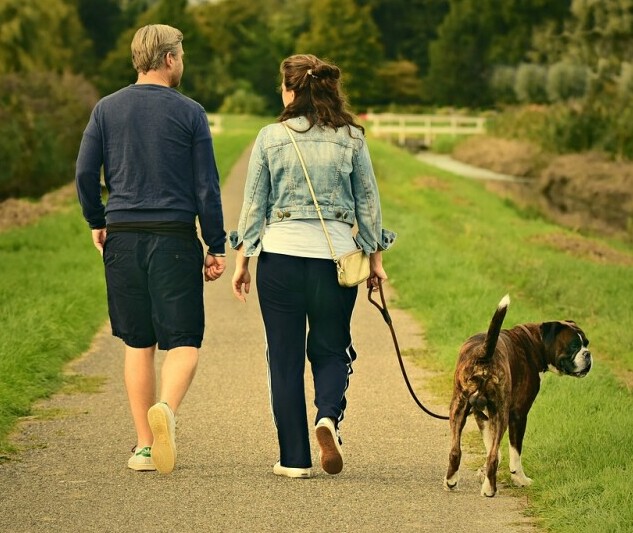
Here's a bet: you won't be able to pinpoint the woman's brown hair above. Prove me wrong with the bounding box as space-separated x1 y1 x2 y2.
278 54 364 135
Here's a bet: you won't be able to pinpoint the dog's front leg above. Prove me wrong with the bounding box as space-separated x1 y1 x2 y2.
444 397 469 491
508 411 533 487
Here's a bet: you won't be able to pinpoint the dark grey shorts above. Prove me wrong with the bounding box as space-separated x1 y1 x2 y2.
103 232 204 350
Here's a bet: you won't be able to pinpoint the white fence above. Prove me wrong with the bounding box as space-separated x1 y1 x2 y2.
207 114 223 134
365 113 486 147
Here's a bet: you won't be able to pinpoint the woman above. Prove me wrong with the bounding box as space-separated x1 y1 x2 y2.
230 54 396 478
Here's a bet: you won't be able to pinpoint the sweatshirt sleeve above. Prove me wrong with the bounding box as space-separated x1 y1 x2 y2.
75 107 106 229
192 110 226 253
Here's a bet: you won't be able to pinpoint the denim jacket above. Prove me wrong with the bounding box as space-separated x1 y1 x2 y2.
229 117 396 256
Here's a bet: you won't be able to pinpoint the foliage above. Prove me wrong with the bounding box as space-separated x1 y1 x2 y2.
219 87 268 115
426 0 491 106
427 0 571 107
375 60 424 106
76 0 125 63
546 61 589 102
0 0 93 75
0 71 98 199
192 0 295 112
490 65 517 104
514 63 548 104
366 0 449 77
296 0 385 109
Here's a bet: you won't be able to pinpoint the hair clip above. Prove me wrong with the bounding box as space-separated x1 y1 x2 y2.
307 69 317 79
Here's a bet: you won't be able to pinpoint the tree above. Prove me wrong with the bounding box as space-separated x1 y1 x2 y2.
77 0 125 62
0 0 92 75
426 0 572 107
365 0 449 77
376 60 424 106
192 0 295 111
426 0 491 106
540 0 633 94
296 0 385 109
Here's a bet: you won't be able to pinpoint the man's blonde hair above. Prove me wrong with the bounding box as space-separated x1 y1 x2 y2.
131 24 183 74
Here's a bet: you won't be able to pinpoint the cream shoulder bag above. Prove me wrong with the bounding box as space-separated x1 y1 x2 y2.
283 123 370 287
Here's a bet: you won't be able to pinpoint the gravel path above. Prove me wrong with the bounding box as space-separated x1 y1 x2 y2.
0 147 535 532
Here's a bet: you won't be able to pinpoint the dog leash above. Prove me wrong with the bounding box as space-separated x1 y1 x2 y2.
367 280 449 421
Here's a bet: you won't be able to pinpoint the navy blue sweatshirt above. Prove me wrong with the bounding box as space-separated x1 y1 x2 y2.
75 84 226 253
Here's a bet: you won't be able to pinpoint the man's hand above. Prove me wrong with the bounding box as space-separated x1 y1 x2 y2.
92 228 107 256
204 254 226 281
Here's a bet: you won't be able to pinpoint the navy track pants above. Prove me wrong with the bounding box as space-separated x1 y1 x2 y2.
256 252 358 468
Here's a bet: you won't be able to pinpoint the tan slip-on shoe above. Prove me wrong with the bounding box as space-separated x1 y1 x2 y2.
315 417 343 475
273 461 313 478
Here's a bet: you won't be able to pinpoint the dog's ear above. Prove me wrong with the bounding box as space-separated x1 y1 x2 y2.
540 321 565 346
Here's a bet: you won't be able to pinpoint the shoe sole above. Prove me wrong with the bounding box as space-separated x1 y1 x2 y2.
273 465 312 479
148 405 176 474
127 462 156 472
315 425 343 475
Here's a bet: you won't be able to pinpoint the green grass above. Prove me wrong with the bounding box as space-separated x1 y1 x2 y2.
368 137 633 532
0 115 267 455
0 210 108 455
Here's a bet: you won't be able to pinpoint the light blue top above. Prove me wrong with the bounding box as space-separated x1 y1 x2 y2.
230 116 396 257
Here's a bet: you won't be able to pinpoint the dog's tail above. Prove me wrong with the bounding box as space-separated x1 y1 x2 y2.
479 294 510 363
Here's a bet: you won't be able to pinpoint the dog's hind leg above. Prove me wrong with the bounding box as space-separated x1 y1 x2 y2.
508 411 533 487
443 397 469 491
476 416 504 497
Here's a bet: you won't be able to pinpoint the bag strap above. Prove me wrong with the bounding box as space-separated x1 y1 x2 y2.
283 122 337 262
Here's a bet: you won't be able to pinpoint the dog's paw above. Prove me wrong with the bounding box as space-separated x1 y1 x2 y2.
511 471 533 487
480 478 496 497
443 473 459 491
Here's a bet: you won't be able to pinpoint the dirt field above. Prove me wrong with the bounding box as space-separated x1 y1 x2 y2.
453 136 633 242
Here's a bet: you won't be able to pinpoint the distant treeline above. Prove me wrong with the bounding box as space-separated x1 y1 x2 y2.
2 0 633 198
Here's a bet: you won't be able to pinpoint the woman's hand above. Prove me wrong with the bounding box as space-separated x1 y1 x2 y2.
232 267 251 302
232 247 251 302
367 250 387 291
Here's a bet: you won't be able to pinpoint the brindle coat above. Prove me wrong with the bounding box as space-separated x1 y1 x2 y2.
443 295 591 497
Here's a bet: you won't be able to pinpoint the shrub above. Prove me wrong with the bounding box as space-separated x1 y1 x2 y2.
0 72 98 199
617 62 633 98
546 61 589 102
490 66 517 104
219 87 267 115
514 63 548 104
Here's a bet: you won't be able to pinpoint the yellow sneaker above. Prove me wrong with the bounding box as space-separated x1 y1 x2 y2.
148 402 176 474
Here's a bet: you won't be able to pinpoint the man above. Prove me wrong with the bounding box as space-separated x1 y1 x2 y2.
76 24 226 474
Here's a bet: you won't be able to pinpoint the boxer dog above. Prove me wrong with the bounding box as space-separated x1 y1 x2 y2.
443 295 591 497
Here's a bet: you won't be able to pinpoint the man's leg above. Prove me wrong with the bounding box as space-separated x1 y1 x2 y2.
146 346 198 474
159 345 199 412
124 344 156 448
